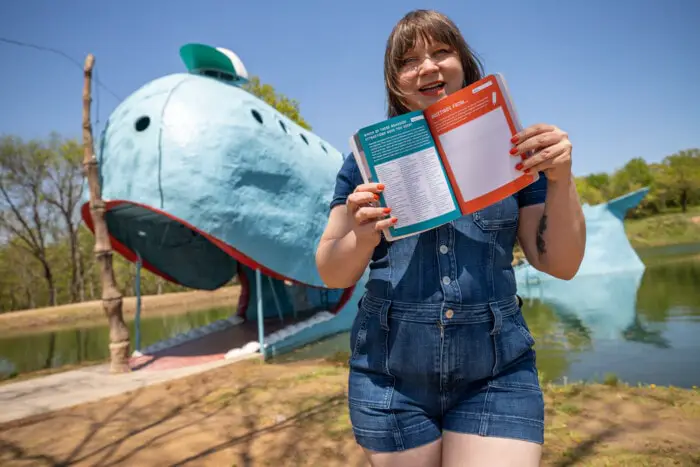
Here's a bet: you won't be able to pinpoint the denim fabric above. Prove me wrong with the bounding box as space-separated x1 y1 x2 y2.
330 153 548 452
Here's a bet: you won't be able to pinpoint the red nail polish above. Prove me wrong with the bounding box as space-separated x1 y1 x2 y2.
377 184 385 190
383 207 391 214
524 168 530 174
515 163 523 170
509 147 518 155
511 136 519 144
391 218 398 224
373 194 379 200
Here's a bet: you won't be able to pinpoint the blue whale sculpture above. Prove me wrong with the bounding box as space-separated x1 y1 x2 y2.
80 43 368 356
80 43 650 359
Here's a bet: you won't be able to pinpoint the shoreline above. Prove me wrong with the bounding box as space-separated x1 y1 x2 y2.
0 286 241 338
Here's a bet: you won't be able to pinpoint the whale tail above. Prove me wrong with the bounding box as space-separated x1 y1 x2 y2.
605 186 650 219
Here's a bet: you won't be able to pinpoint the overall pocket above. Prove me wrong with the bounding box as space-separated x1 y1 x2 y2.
347 297 395 410
492 306 537 378
472 197 519 231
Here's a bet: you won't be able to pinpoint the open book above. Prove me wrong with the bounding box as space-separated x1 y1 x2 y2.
349 73 539 241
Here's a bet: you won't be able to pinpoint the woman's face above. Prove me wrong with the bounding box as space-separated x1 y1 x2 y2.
396 37 465 112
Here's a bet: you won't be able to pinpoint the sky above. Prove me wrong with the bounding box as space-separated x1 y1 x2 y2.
0 0 698 176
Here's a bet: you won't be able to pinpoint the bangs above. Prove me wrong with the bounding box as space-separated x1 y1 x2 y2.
387 15 461 68
383 9 484 117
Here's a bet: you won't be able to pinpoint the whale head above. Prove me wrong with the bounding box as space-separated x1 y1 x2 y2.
80 64 356 320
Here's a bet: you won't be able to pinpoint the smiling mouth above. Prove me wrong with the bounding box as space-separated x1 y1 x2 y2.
419 81 446 92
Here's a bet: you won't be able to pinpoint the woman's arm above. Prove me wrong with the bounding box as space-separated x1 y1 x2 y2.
512 123 586 280
315 155 393 289
316 206 377 289
518 174 586 279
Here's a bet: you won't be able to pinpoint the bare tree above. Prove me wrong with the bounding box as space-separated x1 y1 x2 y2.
43 135 87 302
0 136 58 306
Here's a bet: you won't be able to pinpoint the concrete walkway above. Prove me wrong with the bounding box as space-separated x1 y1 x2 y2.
0 355 252 425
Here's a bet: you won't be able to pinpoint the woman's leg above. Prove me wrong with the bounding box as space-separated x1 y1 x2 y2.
441 432 541 467
440 347 545 467
348 297 446 466
363 439 443 467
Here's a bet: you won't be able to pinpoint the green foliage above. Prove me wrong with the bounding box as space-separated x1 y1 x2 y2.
575 148 700 219
242 76 311 130
0 134 195 313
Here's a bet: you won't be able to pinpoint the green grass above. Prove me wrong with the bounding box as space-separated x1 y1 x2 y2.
626 206 700 248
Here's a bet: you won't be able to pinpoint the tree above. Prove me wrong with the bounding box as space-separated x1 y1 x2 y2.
655 149 700 213
243 76 311 130
0 135 59 306
574 177 605 205
42 135 85 302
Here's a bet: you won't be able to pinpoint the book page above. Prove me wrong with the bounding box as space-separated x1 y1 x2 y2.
355 111 460 239
425 74 538 214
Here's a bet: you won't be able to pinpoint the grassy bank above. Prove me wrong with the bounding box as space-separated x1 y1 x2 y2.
626 206 700 248
0 358 698 466
0 286 240 338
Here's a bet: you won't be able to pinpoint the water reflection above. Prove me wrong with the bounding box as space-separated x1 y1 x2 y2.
521 255 700 387
0 307 231 379
519 269 645 342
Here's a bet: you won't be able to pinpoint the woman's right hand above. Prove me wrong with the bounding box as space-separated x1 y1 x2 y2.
346 183 397 247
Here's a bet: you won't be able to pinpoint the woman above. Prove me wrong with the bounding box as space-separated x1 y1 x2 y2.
315 9 586 467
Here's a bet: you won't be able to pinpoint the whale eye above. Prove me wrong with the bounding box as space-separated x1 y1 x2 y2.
135 116 150 132
251 109 263 124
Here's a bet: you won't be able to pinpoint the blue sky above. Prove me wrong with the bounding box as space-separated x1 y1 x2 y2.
1 0 698 176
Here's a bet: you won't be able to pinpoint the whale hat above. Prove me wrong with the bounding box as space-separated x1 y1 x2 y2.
179 43 249 85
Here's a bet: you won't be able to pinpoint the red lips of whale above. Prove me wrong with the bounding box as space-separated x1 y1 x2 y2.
79 199 354 317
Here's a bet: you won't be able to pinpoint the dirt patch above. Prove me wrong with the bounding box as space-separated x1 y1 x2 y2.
0 360 698 466
0 286 240 338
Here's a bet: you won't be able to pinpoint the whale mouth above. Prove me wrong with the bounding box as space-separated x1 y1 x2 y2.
80 200 354 322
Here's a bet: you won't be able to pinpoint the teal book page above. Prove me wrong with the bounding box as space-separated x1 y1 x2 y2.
357 110 461 239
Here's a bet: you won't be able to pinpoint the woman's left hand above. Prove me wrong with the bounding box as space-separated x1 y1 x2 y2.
510 124 572 182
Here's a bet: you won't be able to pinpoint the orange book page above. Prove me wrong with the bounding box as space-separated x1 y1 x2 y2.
424 74 538 214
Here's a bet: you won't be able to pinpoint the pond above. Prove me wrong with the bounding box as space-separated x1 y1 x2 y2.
0 307 232 380
275 243 700 389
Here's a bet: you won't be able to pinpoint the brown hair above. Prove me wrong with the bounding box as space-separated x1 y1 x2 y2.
384 9 484 117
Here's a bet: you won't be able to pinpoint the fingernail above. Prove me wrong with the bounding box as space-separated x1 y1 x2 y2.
511 135 519 144
391 218 398 224
524 168 530 174
515 163 523 170
509 147 518 155
377 184 385 190
383 207 391 214
373 194 379 200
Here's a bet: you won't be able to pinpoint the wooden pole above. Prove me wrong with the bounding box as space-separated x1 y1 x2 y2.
82 54 131 373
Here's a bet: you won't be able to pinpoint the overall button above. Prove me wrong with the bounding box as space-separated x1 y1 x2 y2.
439 245 448 254
442 276 451 285
445 309 454 319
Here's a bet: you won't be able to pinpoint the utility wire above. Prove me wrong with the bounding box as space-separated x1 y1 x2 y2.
0 37 122 101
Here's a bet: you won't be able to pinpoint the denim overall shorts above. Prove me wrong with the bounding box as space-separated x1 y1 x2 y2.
330 154 548 452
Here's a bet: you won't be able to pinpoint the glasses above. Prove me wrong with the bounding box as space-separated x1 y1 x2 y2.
399 49 454 74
